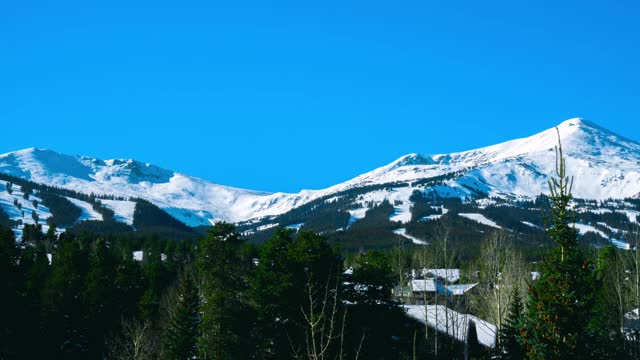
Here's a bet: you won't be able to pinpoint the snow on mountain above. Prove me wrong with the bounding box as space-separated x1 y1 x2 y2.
1 118 639 226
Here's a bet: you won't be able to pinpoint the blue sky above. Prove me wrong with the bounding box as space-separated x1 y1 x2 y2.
2 0 639 192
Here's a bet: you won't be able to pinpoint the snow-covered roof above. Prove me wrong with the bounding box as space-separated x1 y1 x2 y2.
625 308 639 321
133 250 143 262
414 268 460 283
403 305 497 348
411 279 437 292
446 283 478 295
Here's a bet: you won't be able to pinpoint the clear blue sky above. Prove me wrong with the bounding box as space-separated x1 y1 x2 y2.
2 0 639 193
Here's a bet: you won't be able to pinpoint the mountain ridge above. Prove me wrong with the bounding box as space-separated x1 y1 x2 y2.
2 118 640 227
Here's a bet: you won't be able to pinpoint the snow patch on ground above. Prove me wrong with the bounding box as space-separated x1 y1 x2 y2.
521 221 541 229
0 185 55 239
621 210 640 223
573 223 609 239
393 228 428 245
286 223 303 232
257 223 278 231
458 213 502 229
347 207 368 227
101 199 136 225
66 197 103 222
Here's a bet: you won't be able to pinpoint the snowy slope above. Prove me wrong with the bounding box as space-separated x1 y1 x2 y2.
1 118 640 226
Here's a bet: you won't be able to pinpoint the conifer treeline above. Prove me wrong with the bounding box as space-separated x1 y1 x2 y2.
0 223 412 359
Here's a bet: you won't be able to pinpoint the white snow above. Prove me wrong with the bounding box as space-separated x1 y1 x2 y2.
420 206 448 222
458 213 502 229
446 283 478 295
102 199 136 225
611 239 631 250
286 223 304 232
573 223 609 239
521 221 541 229
0 185 55 239
257 223 278 231
133 251 143 261
621 210 640 223
415 268 461 283
393 228 428 245
347 207 368 227
531 272 541 281
404 305 497 348
66 197 103 222
410 279 437 292
2 118 640 226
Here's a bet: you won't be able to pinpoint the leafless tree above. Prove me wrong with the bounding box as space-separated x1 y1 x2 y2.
474 230 527 347
291 273 364 360
106 317 157 360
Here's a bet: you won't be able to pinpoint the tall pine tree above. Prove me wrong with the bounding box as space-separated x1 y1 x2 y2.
197 222 251 360
163 271 200 360
522 128 598 359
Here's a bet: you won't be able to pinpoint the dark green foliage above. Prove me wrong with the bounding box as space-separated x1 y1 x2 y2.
22 223 44 242
42 236 91 358
197 222 252 359
522 135 598 359
0 205 11 228
66 219 134 236
138 239 170 320
163 272 200 360
497 286 525 359
0 225 19 358
40 192 82 227
250 228 298 358
330 200 407 251
343 251 408 359
133 199 196 239
250 229 350 359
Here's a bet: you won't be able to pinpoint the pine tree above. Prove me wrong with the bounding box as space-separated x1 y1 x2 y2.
163 272 200 360
522 129 598 359
0 225 19 358
250 228 297 359
497 285 525 360
197 222 250 360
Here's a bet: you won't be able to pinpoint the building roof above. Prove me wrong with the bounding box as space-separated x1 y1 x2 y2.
403 305 497 348
411 279 437 292
414 268 461 283
446 283 478 295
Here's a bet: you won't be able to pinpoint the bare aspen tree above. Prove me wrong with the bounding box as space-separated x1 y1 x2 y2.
106 317 157 360
293 273 361 360
475 230 527 348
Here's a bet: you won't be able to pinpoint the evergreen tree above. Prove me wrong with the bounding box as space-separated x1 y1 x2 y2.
497 285 525 360
163 271 200 360
197 222 251 360
0 225 19 358
42 237 91 358
138 238 168 320
250 228 298 359
84 237 117 357
15 244 50 359
522 129 598 359
343 250 406 360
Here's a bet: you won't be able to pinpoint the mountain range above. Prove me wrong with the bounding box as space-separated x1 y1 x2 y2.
1 118 640 249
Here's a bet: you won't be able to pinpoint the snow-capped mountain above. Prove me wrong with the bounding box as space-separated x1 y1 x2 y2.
1 118 639 228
